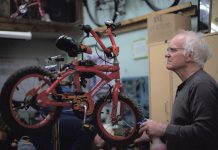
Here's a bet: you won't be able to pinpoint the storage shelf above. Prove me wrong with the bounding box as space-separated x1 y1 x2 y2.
0 17 82 35
0 0 83 36
95 2 197 34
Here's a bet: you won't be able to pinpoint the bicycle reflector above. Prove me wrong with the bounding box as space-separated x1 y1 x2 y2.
56 35 79 57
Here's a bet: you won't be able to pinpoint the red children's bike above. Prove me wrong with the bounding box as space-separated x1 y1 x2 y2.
10 0 51 21
0 20 143 145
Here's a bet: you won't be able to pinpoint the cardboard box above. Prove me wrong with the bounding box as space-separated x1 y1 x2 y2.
204 32 218 82
147 13 191 43
211 0 218 32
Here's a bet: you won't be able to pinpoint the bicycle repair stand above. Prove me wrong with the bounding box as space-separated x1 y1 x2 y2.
52 120 60 150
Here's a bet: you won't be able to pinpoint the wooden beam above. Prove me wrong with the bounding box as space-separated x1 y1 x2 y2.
0 18 82 36
95 2 197 34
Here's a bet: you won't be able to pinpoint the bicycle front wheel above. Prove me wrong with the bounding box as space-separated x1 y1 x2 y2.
83 0 118 27
93 94 143 145
0 66 62 135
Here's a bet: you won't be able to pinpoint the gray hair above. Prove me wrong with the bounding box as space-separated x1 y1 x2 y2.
177 30 212 68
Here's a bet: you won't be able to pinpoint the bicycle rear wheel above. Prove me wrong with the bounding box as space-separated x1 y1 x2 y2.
144 0 180 11
0 66 62 135
93 93 143 145
83 0 118 27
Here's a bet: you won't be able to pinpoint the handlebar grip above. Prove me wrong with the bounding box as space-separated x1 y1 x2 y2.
80 44 92 54
79 25 92 33
112 22 122 30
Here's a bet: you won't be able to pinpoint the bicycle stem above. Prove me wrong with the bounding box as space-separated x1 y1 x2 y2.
111 80 121 123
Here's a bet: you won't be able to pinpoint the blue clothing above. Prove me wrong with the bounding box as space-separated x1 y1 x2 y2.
32 109 96 150
59 110 96 150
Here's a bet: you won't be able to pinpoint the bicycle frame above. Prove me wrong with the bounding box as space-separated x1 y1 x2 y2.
37 24 123 122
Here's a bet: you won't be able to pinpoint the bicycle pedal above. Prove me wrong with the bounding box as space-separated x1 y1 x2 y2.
83 123 95 132
83 123 91 129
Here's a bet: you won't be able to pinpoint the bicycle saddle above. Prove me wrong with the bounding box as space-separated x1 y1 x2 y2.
56 35 79 57
56 35 92 57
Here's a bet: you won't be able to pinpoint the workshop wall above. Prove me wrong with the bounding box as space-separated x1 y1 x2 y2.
82 0 198 115
83 0 198 78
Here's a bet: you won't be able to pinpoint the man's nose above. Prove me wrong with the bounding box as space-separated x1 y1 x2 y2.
165 53 170 58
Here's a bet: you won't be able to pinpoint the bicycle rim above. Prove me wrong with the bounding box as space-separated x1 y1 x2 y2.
8 73 58 129
84 0 118 27
94 94 143 145
145 0 180 11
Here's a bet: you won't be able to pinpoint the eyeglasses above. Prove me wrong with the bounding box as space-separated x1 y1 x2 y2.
167 47 185 53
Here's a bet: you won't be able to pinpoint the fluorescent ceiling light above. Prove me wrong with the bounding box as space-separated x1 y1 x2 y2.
0 31 32 40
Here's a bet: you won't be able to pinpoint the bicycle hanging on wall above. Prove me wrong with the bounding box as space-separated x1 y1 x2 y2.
83 0 181 27
0 20 144 146
83 0 120 27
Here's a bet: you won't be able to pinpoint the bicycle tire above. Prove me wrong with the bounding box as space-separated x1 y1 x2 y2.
144 0 180 11
0 66 62 135
93 93 144 145
83 0 118 27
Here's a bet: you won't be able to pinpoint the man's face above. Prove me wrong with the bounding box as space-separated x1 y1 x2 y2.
165 34 188 71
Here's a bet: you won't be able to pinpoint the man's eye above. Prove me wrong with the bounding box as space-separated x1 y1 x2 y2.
171 48 177 52
167 47 178 53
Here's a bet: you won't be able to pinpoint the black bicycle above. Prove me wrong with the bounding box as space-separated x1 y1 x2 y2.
83 0 119 27
144 0 180 11
84 0 181 27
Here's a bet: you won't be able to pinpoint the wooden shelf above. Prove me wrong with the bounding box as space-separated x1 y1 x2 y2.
95 2 197 34
0 0 83 36
0 17 82 35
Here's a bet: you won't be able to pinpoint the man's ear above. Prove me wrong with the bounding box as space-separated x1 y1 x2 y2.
185 52 194 63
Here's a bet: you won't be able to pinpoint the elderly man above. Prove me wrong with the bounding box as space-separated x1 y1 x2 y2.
135 30 218 150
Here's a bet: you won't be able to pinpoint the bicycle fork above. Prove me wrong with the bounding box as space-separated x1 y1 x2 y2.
111 80 122 124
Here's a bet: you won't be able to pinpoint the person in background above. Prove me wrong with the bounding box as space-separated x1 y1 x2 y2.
0 113 12 150
30 109 97 150
58 109 96 150
0 119 8 149
135 30 218 150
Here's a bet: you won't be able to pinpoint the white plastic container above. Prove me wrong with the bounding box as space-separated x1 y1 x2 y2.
150 138 167 150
